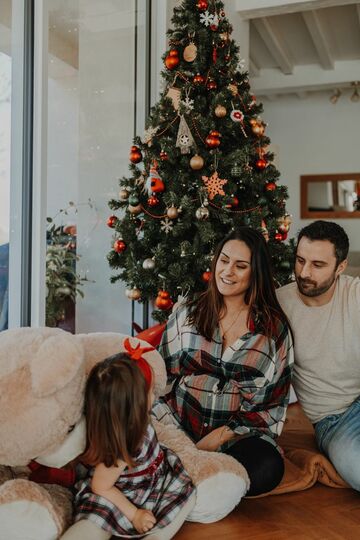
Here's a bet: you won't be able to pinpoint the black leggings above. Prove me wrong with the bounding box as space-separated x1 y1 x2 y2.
224 437 284 496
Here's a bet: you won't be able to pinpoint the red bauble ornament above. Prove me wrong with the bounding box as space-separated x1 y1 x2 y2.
160 150 168 161
113 239 126 253
165 49 180 70
205 130 221 148
147 195 159 207
275 232 283 242
281 232 288 241
193 73 205 85
265 182 277 191
196 0 208 10
129 145 142 164
155 290 173 310
255 158 267 170
107 215 117 228
224 54 231 62
206 79 217 91
202 270 212 282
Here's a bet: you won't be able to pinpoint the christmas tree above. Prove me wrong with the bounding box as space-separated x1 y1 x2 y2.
107 0 294 323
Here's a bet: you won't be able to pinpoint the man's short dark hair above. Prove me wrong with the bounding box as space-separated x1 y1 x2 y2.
297 220 349 266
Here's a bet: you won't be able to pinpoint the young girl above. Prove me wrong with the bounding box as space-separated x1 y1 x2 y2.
74 339 194 538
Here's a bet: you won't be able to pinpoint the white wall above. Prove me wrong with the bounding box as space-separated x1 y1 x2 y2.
261 93 360 249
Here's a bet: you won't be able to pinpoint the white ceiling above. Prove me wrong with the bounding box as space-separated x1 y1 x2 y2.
236 0 360 99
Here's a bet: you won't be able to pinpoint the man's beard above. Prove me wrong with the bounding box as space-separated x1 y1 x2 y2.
296 274 336 297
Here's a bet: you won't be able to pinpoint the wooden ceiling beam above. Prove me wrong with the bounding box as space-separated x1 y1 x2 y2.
235 0 358 20
252 17 293 74
251 59 360 95
302 10 333 70
356 4 360 28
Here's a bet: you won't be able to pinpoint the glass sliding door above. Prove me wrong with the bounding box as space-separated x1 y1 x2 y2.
0 1 12 330
45 0 148 333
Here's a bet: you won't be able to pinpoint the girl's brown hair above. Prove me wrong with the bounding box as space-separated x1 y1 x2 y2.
82 353 149 468
186 227 293 341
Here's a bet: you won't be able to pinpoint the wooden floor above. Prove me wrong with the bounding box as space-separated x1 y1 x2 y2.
174 485 360 540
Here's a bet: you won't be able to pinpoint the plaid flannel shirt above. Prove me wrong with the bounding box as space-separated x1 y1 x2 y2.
158 303 294 450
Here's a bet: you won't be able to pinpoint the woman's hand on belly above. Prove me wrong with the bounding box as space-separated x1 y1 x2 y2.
195 425 234 451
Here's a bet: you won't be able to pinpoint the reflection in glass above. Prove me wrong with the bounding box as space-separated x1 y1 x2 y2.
307 180 359 213
301 174 360 218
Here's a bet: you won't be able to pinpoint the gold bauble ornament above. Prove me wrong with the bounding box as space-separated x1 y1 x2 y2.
228 83 238 96
252 124 265 136
125 287 141 300
119 188 129 201
190 154 204 170
215 105 227 118
167 206 179 219
128 204 142 215
183 42 197 62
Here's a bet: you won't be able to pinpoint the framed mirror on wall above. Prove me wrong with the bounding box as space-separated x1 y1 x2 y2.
301 173 360 219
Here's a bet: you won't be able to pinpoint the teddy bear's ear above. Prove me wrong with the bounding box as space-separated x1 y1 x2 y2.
31 333 85 397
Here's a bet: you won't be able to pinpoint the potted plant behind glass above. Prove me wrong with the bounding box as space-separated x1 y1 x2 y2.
45 201 95 331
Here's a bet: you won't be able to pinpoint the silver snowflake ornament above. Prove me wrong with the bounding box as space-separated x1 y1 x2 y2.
160 218 173 234
200 10 215 27
142 125 159 145
181 96 194 111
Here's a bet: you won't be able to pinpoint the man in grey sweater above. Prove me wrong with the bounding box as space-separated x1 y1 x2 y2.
277 220 360 492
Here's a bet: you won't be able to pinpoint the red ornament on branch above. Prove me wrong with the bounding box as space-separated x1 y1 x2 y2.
129 145 142 164
202 270 212 282
196 0 208 10
147 195 159 207
205 130 221 148
206 79 217 91
107 215 117 228
265 182 276 191
165 49 180 70
160 150 168 161
155 290 173 310
113 239 126 253
212 46 217 64
274 232 283 242
255 158 267 170
193 73 205 86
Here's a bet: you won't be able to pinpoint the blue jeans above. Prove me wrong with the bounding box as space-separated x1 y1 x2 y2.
315 397 360 491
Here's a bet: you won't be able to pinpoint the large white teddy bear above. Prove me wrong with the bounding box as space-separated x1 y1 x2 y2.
0 327 248 540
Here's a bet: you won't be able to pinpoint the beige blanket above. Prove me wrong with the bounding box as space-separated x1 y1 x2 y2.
264 403 349 496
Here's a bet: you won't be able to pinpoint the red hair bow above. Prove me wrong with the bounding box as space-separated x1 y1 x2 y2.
124 337 154 389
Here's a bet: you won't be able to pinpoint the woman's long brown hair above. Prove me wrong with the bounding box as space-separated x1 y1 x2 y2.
186 227 293 341
82 354 149 468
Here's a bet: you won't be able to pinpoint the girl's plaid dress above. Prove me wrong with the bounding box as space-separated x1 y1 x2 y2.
74 423 194 537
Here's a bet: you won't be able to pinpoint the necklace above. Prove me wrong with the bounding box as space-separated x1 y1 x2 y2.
219 307 246 341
